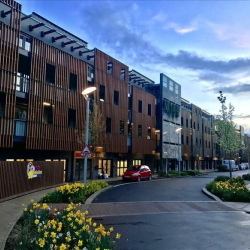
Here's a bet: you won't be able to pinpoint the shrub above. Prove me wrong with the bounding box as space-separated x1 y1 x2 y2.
217 165 228 172
6 202 120 250
206 177 250 202
40 181 108 204
214 176 230 182
158 171 167 177
242 174 250 181
184 170 202 176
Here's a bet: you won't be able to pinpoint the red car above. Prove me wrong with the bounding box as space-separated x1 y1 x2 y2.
122 165 152 181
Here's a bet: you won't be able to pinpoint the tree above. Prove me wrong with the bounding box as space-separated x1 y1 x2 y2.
214 91 243 178
76 102 106 179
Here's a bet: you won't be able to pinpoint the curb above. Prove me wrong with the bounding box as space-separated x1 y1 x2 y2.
202 187 223 202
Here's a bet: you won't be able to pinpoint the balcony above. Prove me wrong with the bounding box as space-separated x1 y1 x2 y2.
14 120 27 142
87 66 94 83
16 75 29 98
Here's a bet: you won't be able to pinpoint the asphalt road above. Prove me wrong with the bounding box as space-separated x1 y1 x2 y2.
95 170 249 203
92 170 250 250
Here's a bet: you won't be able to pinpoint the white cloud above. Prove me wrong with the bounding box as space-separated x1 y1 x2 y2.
165 22 197 34
152 12 167 22
208 21 250 48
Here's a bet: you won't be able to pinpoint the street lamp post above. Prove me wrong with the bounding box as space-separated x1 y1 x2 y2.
175 127 182 175
82 87 96 187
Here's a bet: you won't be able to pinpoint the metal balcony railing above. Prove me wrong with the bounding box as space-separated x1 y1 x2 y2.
15 120 26 137
16 76 29 93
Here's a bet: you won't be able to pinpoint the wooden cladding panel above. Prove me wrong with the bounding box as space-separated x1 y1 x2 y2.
94 49 129 153
132 86 156 154
0 161 63 200
181 108 191 158
0 22 19 147
26 38 87 151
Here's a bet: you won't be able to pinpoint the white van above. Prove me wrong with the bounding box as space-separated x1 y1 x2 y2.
222 160 238 171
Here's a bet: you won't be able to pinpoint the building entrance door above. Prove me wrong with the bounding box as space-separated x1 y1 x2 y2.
98 159 112 177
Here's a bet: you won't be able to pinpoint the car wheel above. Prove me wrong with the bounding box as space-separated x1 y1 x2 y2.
137 176 141 182
148 175 152 181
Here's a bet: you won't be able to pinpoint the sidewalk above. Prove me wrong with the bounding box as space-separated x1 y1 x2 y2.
0 187 56 250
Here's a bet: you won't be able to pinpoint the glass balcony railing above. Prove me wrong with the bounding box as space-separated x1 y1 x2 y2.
16 76 29 93
15 120 26 137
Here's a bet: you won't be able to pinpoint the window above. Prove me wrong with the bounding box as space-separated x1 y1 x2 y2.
196 138 198 145
181 117 183 126
69 73 77 92
120 68 125 81
181 135 184 144
45 63 56 85
194 122 196 129
0 92 6 117
169 80 173 91
205 126 207 133
19 34 31 52
175 85 178 94
148 104 151 116
107 61 113 74
186 136 189 145
117 160 127 176
163 76 167 87
120 120 124 135
99 85 105 101
68 109 76 128
128 123 132 136
106 117 111 133
43 105 53 124
114 90 119 106
138 100 142 113
138 125 142 138
186 119 188 128
147 128 151 139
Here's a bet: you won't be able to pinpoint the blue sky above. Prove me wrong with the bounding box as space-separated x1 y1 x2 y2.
19 0 250 132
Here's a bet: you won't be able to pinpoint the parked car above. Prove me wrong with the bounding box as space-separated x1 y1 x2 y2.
243 163 249 169
222 160 238 171
122 165 152 182
239 163 246 170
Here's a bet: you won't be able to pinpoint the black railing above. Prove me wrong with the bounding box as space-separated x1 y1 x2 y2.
16 76 29 93
15 120 26 137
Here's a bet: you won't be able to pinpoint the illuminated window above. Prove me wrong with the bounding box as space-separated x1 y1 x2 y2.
16 159 25 161
26 159 34 162
133 160 141 165
6 159 14 161
45 159 51 161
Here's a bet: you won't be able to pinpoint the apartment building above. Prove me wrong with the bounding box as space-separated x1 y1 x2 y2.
181 98 216 170
0 0 157 189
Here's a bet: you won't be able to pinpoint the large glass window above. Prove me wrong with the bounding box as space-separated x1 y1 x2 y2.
19 35 31 52
147 128 151 139
106 117 111 133
114 90 119 106
120 120 124 135
148 104 151 116
133 159 141 165
117 160 127 176
138 100 142 113
169 80 173 91
175 84 178 94
138 125 142 138
69 73 77 92
0 92 6 117
107 61 113 75
120 68 125 81
99 85 105 101
45 63 56 85
163 76 168 87
68 109 76 128
43 105 53 124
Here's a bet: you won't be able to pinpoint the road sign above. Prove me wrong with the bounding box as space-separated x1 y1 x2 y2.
81 144 92 156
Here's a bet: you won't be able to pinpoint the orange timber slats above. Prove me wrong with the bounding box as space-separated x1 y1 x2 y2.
132 86 156 154
0 17 20 147
0 161 64 200
94 49 128 153
26 39 87 151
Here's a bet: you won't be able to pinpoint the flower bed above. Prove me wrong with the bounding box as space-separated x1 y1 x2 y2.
5 202 120 250
40 181 109 204
206 177 250 202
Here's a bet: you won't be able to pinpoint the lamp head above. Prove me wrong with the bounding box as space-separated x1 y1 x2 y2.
82 87 96 96
175 128 182 133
